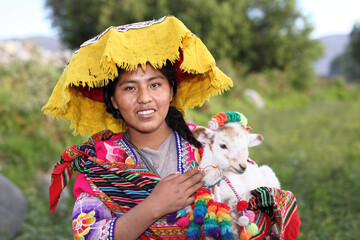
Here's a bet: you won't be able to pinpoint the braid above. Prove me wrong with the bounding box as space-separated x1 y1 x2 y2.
166 107 202 149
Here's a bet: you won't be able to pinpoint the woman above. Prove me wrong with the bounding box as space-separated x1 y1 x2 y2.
45 16 233 239
44 16 300 240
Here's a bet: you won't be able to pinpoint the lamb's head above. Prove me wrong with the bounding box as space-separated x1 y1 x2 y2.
194 119 263 177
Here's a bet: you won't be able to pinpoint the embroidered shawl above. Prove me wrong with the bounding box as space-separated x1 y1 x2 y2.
49 130 300 239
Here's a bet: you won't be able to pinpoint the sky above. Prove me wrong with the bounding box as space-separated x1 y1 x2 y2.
0 0 359 40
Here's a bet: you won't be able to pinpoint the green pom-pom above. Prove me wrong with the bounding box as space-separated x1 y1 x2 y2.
245 222 259 236
224 112 249 130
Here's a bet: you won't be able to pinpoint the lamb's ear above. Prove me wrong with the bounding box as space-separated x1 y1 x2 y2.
192 126 215 145
248 134 264 147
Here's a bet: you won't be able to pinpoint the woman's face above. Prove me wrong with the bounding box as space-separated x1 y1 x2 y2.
111 63 173 136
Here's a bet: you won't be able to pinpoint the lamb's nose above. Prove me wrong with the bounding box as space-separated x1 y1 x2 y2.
239 164 247 171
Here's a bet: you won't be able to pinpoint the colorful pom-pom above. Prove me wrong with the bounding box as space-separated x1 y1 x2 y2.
195 187 211 196
225 112 241 123
216 202 234 240
194 215 205 224
237 216 249 227
211 113 228 127
240 230 252 240
177 208 187 218
237 200 249 211
208 120 219 130
245 210 255 223
245 223 259 236
186 221 201 239
177 217 190 227
203 199 221 238
207 227 222 239
140 235 149 240
166 212 178 224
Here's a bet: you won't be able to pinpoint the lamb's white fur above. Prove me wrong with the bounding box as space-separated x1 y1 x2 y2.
193 122 280 236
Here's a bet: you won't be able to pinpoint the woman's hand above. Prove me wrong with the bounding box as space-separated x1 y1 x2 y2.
113 168 205 240
146 167 205 218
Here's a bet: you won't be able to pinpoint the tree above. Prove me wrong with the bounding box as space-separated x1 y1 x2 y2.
46 0 323 90
329 22 360 83
347 22 360 82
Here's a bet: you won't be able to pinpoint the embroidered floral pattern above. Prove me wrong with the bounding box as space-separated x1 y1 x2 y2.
73 192 112 240
73 211 96 240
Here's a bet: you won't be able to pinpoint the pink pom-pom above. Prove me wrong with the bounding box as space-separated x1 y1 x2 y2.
177 217 190 227
237 216 249 227
245 210 255 222
237 200 249 211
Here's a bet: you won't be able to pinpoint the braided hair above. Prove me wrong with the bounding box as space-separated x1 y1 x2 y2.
103 61 202 149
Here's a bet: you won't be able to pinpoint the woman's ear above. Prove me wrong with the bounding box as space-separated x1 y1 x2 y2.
111 96 119 109
169 87 174 102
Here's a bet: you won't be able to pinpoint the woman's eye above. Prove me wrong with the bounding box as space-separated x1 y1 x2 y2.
151 83 160 88
124 86 135 91
220 144 227 149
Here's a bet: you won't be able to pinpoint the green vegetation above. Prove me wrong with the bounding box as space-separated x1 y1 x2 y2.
1 59 359 239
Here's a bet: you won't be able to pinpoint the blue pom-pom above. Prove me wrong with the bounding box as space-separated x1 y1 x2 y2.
186 221 201 239
219 222 234 240
221 232 235 240
166 212 177 224
177 208 187 217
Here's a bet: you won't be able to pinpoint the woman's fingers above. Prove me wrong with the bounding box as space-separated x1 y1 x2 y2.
178 167 202 182
178 167 205 190
162 171 180 181
185 180 205 197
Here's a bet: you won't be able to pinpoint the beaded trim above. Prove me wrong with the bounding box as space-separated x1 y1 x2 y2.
222 176 242 201
115 138 138 165
174 131 184 174
108 216 119 240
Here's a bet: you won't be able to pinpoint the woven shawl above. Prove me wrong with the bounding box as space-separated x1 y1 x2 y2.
49 131 300 239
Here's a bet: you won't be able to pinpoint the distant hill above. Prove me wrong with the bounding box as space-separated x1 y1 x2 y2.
5 36 68 51
313 34 350 77
0 36 72 67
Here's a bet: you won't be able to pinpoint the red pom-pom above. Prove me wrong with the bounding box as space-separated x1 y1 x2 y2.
195 187 210 197
140 235 149 240
237 200 249 211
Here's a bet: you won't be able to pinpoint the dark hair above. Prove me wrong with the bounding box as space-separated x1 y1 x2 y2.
103 61 202 148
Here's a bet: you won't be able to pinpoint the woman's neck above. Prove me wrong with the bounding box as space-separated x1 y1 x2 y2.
127 126 173 150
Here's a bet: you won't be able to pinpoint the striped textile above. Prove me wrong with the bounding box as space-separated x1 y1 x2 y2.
49 130 190 239
248 187 301 240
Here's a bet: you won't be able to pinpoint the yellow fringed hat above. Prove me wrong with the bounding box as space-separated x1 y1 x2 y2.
43 16 233 135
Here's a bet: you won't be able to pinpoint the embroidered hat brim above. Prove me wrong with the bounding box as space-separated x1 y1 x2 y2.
43 16 233 135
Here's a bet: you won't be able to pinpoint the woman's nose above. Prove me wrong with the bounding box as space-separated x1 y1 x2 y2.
137 88 152 103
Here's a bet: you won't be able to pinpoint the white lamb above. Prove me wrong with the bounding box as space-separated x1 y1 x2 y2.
193 116 280 238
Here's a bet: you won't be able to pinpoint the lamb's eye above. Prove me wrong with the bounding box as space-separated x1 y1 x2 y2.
220 144 227 149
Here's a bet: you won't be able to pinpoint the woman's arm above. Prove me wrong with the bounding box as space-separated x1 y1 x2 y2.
113 167 205 240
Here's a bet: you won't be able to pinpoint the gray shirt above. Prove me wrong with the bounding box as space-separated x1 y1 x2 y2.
137 132 177 178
